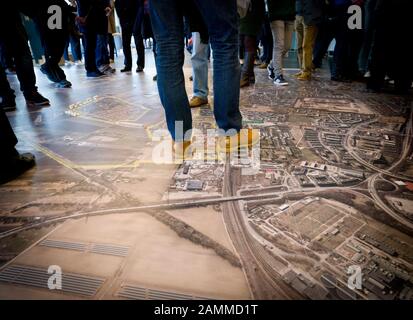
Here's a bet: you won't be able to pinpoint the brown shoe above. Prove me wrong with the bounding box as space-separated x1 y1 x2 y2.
240 75 250 88
217 128 260 153
189 96 208 108
294 71 303 78
297 72 311 81
173 140 193 163
258 62 268 69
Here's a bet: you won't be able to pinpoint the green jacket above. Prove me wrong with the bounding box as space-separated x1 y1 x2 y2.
267 0 296 22
240 0 265 36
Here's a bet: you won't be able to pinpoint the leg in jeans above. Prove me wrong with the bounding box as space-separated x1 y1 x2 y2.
0 45 14 69
96 34 110 68
133 32 145 69
63 40 70 61
284 22 294 57
0 63 15 100
121 25 133 68
241 35 257 85
191 32 209 100
64 35 81 62
108 34 115 61
0 66 18 152
70 34 82 62
358 0 377 73
83 31 98 73
8 16 37 95
149 0 191 141
260 17 273 64
271 20 285 77
347 29 363 78
313 18 334 68
0 108 18 156
295 16 304 69
302 24 318 75
193 0 242 132
332 13 349 79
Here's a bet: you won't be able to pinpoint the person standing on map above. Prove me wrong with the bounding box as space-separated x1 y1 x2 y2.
149 0 259 159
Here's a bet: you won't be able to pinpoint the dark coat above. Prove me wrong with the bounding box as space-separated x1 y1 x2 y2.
115 0 144 34
76 0 110 34
184 0 209 43
267 0 296 22
296 0 325 26
240 0 265 36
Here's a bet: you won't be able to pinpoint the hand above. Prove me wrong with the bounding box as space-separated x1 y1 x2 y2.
75 16 87 27
105 7 112 16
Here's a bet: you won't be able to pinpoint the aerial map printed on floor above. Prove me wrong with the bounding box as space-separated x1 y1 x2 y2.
0 65 412 300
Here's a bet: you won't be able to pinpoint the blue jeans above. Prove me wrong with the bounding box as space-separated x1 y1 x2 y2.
191 32 209 100
64 34 82 62
96 34 110 68
150 0 242 141
358 0 377 73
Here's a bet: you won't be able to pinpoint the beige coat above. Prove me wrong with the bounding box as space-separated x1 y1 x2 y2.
108 0 117 34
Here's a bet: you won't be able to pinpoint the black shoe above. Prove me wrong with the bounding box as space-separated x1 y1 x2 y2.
86 71 105 78
0 95 17 112
331 75 351 83
121 67 132 73
153 74 157 81
55 79 72 88
136 66 144 73
0 152 36 184
24 91 50 107
40 63 68 83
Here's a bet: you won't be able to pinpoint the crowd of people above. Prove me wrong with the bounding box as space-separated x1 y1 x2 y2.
0 0 412 183
240 0 412 90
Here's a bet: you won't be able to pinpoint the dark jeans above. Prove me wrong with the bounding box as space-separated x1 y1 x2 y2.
368 0 412 92
0 44 14 69
259 16 273 64
64 34 82 62
96 34 110 67
242 35 257 53
358 0 377 73
329 12 350 79
0 14 37 95
34 16 67 68
0 62 15 99
82 30 99 73
149 0 241 141
0 66 18 153
22 16 44 63
313 18 334 69
108 33 116 61
121 24 145 68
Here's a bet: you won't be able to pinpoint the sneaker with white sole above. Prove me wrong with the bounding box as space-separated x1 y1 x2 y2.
274 75 288 86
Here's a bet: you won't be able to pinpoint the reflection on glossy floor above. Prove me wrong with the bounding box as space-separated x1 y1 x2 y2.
0 51 412 300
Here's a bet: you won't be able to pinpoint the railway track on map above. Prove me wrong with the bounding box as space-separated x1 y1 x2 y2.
222 160 303 300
